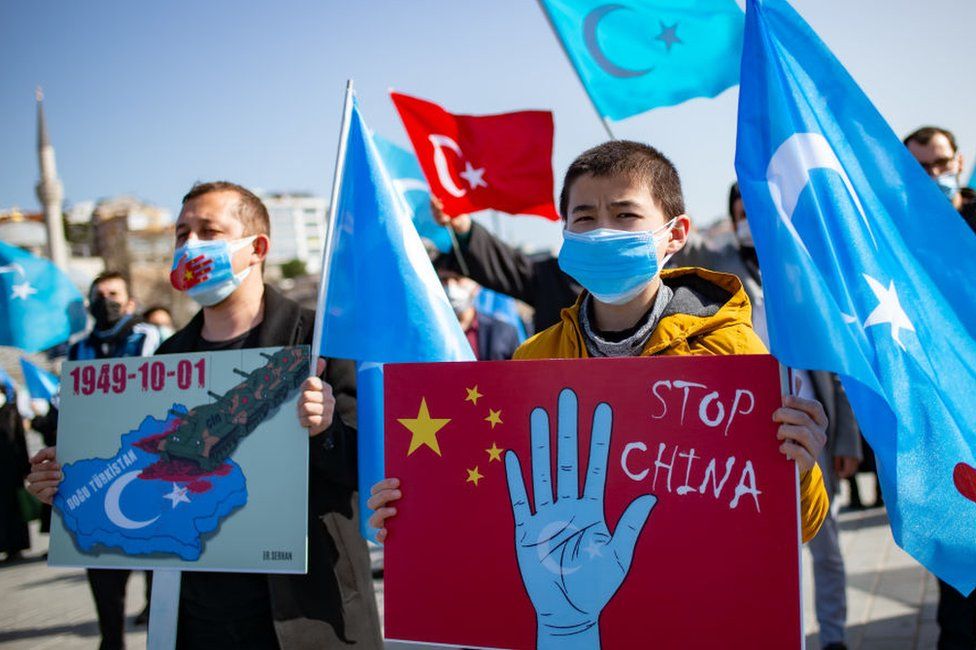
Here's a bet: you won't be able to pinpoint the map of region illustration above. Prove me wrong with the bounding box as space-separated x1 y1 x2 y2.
54 406 247 561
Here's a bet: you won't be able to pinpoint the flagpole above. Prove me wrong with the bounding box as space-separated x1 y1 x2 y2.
312 79 355 375
535 0 617 141
446 227 471 277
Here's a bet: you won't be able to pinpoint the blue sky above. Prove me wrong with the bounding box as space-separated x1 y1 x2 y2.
2 0 973 252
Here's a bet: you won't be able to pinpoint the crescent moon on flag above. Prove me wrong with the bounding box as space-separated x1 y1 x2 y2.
765 132 878 249
427 134 468 199
104 470 161 530
583 4 655 79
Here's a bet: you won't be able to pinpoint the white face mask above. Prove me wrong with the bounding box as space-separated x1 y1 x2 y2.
0 392 6 408
735 219 754 247
445 283 474 316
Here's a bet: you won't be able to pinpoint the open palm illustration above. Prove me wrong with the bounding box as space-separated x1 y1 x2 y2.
504 388 657 649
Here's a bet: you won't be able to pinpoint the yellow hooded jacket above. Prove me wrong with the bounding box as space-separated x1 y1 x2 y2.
514 267 829 543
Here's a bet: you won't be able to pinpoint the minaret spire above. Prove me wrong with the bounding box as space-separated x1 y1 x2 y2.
34 86 70 269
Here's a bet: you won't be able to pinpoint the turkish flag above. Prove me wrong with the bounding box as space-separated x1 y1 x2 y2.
391 91 559 221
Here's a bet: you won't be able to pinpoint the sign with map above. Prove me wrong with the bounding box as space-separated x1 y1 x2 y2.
48 346 310 573
384 355 802 649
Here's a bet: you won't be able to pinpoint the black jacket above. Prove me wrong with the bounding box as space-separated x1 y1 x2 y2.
438 222 580 333
157 285 381 649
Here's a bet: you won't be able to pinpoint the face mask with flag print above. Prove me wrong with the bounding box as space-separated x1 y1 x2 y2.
558 219 677 305
170 237 256 307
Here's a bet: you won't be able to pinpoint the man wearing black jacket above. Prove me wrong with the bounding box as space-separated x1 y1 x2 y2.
27 182 381 649
431 199 580 333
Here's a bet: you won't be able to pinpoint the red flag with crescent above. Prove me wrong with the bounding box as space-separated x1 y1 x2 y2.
391 91 559 221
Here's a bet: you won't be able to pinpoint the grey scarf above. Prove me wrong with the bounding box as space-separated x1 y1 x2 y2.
579 284 674 358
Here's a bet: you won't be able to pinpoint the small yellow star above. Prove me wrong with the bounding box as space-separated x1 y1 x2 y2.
486 442 503 462
485 409 503 429
465 385 483 405
466 466 484 486
398 398 451 457
184 270 194 281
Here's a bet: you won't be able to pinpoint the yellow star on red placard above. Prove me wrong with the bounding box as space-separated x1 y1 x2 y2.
486 442 503 462
465 385 483 405
184 270 194 281
466 466 484 487
398 398 451 457
485 409 503 429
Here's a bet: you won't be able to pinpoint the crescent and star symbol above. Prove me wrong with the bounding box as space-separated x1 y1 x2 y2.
765 132 914 349
582 5 685 78
0 263 37 301
427 134 487 199
104 471 161 530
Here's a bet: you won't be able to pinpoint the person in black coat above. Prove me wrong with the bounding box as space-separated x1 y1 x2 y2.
0 385 30 561
27 181 381 649
431 199 579 334
436 267 521 361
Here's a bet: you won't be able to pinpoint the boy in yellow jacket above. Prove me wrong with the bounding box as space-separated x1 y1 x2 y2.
310 140 829 544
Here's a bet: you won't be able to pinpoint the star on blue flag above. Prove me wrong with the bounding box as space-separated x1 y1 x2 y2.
735 0 976 594
538 0 744 120
0 241 86 353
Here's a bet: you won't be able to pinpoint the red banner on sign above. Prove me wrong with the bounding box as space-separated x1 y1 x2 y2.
390 91 559 221
384 355 800 649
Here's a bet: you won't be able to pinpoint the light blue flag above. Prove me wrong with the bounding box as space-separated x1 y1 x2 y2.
735 0 976 594
0 241 86 352
19 357 60 402
0 367 15 397
475 288 527 342
319 97 475 539
969 161 975 189
372 134 453 253
539 0 744 121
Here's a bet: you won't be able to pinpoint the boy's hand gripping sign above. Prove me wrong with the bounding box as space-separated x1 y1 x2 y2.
384 355 801 649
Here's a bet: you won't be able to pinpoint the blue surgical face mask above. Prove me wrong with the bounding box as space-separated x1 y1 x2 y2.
935 172 960 201
558 220 676 305
170 236 256 307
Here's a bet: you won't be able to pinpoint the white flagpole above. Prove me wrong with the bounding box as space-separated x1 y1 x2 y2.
311 79 355 375
534 0 617 141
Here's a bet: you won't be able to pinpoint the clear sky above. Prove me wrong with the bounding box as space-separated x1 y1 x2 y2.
2 0 973 253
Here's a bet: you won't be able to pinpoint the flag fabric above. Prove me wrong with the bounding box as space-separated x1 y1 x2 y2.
0 366 15 397
390 91 558 221
372 134 453 254
538 0 744 121
475 288 527 343
318 95 475 538
735 0 976 594
19 357 60 402
0 241 86 353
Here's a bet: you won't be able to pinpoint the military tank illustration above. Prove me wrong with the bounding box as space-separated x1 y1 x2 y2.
159 347 308 471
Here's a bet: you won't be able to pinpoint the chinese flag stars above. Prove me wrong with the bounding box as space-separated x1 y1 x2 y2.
485 442 503 463
399 398 451 457
396 386 507 489
466 467 484 487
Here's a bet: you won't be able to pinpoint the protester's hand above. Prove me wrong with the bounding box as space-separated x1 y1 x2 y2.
505 388 656 646
834 455 859 479
298 358 334 437
773 395 828 474
430 197 472 235
27 446 62 505
366 478 402 543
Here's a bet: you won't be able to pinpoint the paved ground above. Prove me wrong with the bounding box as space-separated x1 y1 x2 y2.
0 456 941 649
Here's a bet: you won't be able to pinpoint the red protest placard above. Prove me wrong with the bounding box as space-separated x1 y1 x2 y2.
383 355 801 649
